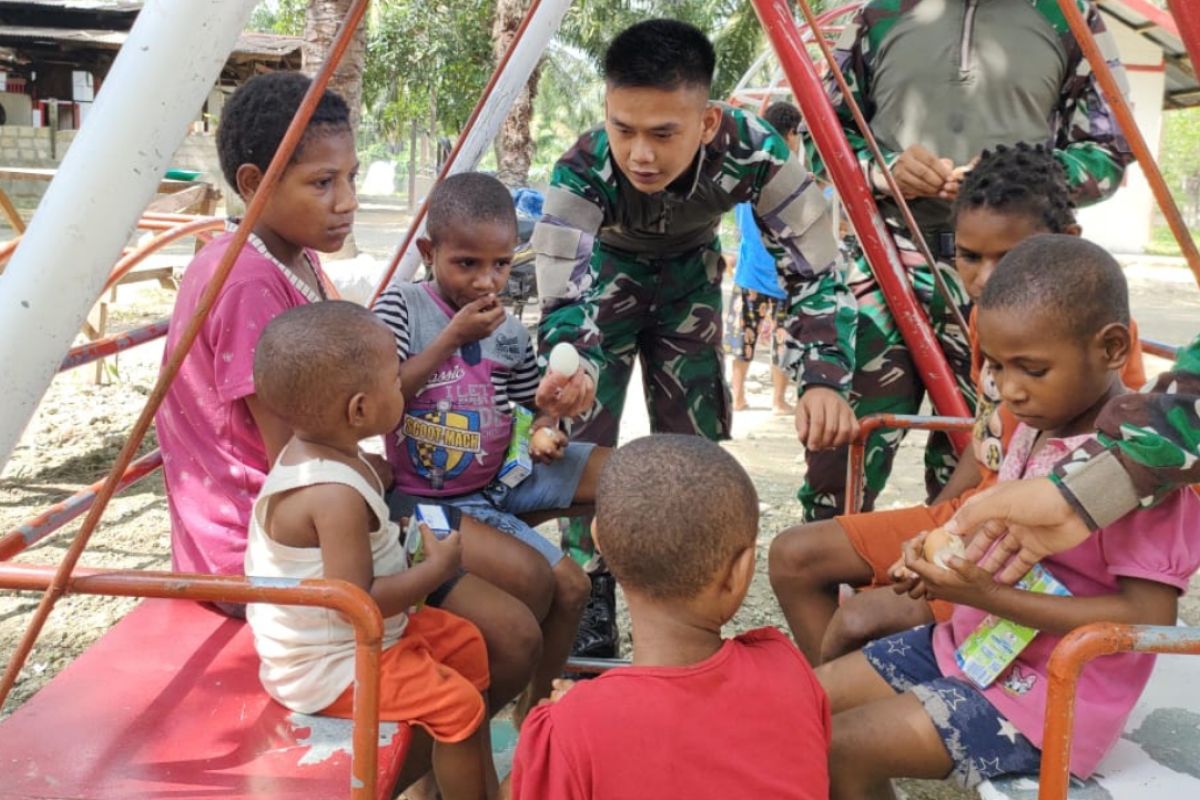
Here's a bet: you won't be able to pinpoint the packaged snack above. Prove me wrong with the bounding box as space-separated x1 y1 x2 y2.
955 563 1072 688
496 405 534 489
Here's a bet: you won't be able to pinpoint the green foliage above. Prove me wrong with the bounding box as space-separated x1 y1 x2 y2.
247 0 306 36
1160 107 1200 229
362 1 495 152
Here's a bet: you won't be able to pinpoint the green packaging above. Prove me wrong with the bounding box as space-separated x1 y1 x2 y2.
496 405 534 488
954 563 1072 688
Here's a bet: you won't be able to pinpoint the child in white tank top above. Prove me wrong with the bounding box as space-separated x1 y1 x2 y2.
245 301 498 800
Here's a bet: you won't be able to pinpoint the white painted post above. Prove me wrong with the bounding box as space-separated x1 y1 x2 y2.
0 0 258 471
389 0 574 284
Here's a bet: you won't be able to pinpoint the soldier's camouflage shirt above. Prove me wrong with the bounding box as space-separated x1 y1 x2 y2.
532 105 855 393
812 0 1132 236
1053 333 1200 530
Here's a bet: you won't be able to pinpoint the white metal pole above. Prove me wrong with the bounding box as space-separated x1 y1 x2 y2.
0 0 257 471
389 0 573 284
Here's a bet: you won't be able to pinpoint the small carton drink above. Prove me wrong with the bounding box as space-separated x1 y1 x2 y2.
496 405 534 489
955 563 1072 688
403 504 455 610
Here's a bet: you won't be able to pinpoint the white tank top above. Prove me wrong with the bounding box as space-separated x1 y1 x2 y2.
245 449 408 714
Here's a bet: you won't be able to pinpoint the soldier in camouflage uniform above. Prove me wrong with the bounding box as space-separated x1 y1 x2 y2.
800 0 1133 521
951 331 1200 580
533 20 855 656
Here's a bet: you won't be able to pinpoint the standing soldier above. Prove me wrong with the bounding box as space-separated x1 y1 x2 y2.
533 19 856 657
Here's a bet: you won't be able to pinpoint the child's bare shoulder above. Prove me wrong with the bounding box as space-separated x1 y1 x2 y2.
266 479 372 549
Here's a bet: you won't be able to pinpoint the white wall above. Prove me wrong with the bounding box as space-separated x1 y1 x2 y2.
1077 13 1166 254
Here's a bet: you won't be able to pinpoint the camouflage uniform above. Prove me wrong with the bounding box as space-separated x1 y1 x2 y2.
1053 333 1200 529
799 0 1133 520
534 106 850 563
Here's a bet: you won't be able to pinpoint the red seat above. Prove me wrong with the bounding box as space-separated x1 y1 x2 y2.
0 598 410 799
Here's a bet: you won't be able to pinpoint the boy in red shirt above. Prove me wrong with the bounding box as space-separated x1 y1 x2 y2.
507 434 831 799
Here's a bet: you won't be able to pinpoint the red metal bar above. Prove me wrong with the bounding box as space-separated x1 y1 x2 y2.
750 0 972 446
0 0 372 734
844 413 975 515
0 563 384 800
369 0 547 303
1038 622 1200 799
103 216 224 293
1163 0 1200 70
59 319 169 372
1140 337 1180 362
0 450 163 562
1056 0 1200 287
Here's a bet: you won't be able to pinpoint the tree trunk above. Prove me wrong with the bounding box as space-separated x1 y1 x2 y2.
302 0 365 257
492 0 540 189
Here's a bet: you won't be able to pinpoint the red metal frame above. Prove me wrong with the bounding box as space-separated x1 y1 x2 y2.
1140 337 1180 362
0 0 371 729
0 562 385 800
844 413 976 515
750 0 973 445
1164 0 1200 68
1038 622 1200 799
60 319 169 371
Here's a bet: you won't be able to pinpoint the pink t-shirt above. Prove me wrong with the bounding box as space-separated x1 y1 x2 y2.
154 231 327 576
933 423 1200 778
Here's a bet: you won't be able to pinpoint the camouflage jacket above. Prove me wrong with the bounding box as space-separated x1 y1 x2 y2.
533 105 855 393
1052 333 1200 529
812 0 1132 230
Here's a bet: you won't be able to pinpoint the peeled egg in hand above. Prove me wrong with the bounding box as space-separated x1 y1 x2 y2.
548 342 580 377
922 527 966 569
531 426 560 457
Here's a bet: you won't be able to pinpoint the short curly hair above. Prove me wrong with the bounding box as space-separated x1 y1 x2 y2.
763 102 802 137
595 434 758 600
952 142 1076 234
217 71 351 197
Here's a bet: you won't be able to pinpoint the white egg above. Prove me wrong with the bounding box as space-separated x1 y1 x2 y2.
548 342 580 376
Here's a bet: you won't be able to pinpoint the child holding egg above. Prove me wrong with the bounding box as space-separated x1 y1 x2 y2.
374 172 610 714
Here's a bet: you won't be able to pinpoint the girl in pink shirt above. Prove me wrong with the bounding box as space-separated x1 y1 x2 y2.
816 235 1200 796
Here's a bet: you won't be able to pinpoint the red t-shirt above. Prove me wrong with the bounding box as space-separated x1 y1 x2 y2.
510 628 831 800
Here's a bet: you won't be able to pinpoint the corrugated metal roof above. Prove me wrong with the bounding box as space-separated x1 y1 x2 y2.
0 1 143 13
0 24 302 60
1099 0 1200 108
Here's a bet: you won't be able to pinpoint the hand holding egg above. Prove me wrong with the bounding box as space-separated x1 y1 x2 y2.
922 526 966 569
536 343 596 418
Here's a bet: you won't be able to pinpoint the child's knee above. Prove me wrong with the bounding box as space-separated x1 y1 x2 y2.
768 520 844 583
553 557 591 614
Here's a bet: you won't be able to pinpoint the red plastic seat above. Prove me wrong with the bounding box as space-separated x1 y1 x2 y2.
0 598 410 799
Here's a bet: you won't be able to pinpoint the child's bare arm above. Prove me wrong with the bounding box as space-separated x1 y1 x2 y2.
399 296 506 400
312 484 460 617
929 445 981 506
903 537 1178 636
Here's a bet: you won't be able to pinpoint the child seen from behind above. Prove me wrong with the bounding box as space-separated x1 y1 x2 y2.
508 434 831 800
246 301 496 800
819 236 1200 796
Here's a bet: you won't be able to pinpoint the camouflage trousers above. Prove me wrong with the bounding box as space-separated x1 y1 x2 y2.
797 258 975 521
561 239 731 564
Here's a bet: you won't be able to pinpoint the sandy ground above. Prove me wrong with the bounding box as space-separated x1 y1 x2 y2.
1 202 1198 798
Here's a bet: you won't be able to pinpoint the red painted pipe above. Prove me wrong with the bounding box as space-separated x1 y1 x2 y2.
844 414 975 514
0 450 163 561
1165 0 1200 72
59 320 169 372
1038 623 1200 799
749 0 972 449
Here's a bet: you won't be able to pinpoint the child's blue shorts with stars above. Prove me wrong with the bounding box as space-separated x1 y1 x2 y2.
861 624 1042 788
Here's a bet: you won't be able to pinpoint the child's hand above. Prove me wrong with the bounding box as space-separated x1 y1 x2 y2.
795 387 859 450
421 524 462 578
529 417 567 463
446 294 506 348
901 534 999 607
538 678 576 706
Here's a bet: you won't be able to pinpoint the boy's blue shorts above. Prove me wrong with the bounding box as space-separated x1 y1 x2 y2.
391 442 594 568
861 624 1042 788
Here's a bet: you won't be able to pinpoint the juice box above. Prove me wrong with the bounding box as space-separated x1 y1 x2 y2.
954 563 1072 689
496 405 534 489
403 504 455 611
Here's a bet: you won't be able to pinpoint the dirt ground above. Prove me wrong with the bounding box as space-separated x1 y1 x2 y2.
1 202 1198 798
